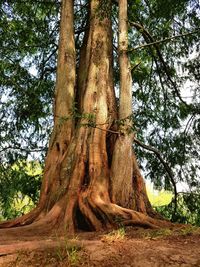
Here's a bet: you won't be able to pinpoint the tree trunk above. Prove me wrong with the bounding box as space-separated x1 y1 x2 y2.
0 0 168 235
111 0 134 209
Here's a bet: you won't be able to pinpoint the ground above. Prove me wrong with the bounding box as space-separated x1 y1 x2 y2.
0 226 200 267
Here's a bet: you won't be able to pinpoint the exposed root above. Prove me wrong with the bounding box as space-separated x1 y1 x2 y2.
0 215 61 242
0 206 42 229
0 190 173 243
78 191 172 231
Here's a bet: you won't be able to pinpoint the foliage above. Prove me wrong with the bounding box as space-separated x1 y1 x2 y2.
157 191 200 226
0 0 57 164
0 0 200 224
0 161 42 220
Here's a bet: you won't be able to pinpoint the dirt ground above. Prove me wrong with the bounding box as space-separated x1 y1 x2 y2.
0 226 200 267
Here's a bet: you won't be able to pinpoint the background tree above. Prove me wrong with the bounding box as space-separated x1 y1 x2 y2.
0 0 199 232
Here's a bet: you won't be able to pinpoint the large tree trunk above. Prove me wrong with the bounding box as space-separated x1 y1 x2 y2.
0 0 167 234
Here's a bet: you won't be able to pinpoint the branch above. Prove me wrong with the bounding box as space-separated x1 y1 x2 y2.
40 47 58 79
131 61 141 71
129 27 200 51
0 146 46 154
129 22 199 109
134 137 178 214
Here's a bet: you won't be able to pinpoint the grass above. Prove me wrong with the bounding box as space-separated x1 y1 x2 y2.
141 228 172 239
55 242 80 266
140 225 200 240
55 233 81 266
175 225 200 236
102 227 126 242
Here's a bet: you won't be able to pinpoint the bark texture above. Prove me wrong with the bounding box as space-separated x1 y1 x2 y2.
0 0 168 235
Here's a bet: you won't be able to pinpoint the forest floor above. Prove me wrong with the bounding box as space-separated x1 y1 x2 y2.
0 225 200 267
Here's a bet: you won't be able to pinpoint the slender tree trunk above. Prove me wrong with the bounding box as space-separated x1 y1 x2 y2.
111 0 134 208
0 0 167 234
110 0 157 217
39 0 76 207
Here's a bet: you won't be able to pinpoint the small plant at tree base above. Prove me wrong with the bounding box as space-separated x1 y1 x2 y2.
67 245 80 266
55 242 80 265
102 227 126 242
55 232 80 265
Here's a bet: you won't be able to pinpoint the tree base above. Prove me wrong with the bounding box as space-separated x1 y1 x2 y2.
0 198 172 240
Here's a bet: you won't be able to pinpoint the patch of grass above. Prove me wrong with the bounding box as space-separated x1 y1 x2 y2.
175 225 200 236
55 242 80 265
67 245 80 266
54 233 81 266
139 226 200 240
142 228 172 239
102 227 126 242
